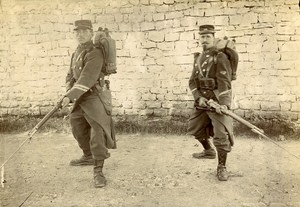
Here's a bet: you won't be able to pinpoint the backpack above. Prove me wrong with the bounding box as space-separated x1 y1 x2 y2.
92 27 117 76
213 37 239 81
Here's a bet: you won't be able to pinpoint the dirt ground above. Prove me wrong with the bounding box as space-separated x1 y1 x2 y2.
0 132 300 207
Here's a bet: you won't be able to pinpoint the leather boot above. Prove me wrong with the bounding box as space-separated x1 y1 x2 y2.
192 139 216 159
70 154 94 166
217 151 228 181
94 160 106 188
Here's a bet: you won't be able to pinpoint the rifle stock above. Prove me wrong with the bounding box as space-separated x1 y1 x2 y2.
28 98 63 138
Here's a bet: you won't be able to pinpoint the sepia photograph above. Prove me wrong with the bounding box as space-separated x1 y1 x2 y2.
0 0 300 206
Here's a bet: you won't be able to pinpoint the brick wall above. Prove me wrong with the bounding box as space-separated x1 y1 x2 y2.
0 0 299 122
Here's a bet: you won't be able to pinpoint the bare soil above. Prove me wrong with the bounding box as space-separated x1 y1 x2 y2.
0 133 300 207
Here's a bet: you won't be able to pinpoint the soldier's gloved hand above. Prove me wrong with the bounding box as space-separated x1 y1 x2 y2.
61 96 70 108
198 97 208 107
215 105 228 114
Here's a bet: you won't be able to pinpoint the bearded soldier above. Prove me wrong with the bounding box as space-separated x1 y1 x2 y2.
188 25 234 181
61 20 116 188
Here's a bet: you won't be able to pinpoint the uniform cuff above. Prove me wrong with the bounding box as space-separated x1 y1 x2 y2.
66 89 81 102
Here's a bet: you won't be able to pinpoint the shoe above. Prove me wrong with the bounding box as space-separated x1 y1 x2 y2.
192 148 216 159
94 171 107 188
70 155 94 166
217 165 228 181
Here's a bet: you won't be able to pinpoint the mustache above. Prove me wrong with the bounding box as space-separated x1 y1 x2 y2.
202 42 208 44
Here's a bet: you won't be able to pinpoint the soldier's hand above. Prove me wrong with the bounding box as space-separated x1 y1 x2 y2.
198 97 208 107
215 105 228 114
61 96 70 108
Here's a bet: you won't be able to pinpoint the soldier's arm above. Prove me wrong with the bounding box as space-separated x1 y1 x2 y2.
189 53 201 101
65 48 104 102
215 52 232 107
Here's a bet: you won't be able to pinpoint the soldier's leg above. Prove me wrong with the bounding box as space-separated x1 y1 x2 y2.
69 107 93 166
209 116 231 181
188 110 216 159
84 115 110 188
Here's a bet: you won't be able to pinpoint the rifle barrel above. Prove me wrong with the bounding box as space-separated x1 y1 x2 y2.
221 109 265 134
206 99 300 160
28 103 61 137
1 99 63 169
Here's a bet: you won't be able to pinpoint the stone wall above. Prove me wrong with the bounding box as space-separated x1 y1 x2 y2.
0 0 299 121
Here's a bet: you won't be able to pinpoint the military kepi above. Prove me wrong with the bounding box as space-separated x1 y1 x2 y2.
74 20 93 30
199 24 215 34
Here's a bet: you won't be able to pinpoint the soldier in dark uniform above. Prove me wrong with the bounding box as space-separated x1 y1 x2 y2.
187 25 234 181
61 20 116 188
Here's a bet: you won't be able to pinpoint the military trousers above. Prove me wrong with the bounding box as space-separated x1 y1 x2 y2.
70 106 110 160
188 109 232 153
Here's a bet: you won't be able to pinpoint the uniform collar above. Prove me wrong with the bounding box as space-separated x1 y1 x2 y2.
203 46 216 54
78 40 93 50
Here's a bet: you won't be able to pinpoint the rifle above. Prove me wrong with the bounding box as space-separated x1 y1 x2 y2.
1 97 64 169
28 97 64 138
205 99 300 160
